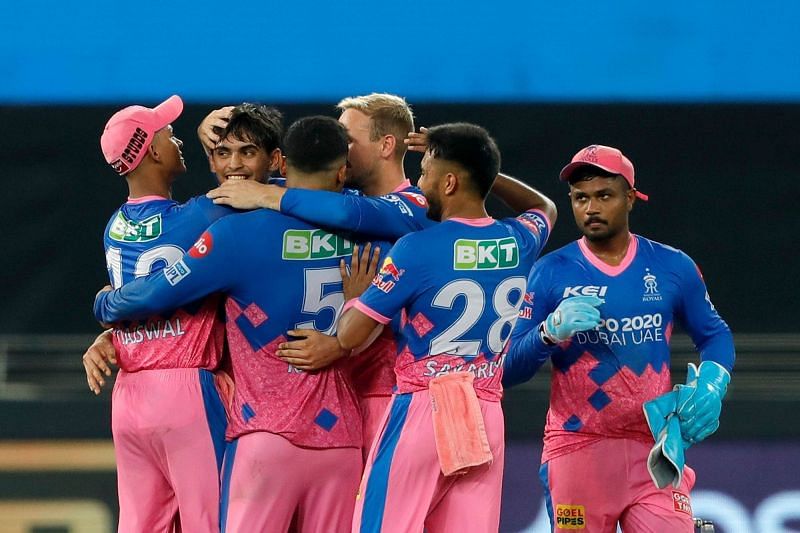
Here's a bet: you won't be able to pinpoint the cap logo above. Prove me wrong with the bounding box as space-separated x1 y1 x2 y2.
110 159 130 174
119 127 149 165
580 145 599 163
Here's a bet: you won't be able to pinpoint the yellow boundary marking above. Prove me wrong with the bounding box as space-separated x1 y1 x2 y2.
0 440 115 471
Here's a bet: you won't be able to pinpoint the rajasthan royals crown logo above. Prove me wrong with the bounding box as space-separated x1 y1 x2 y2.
642 268 662 301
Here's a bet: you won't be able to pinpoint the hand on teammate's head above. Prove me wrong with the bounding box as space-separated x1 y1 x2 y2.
404 126 429 153
198 106 235 154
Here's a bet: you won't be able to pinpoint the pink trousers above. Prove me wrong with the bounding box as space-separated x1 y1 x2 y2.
540 438 696 532
353 391 505 533
220 431 362 533
112 368 227 533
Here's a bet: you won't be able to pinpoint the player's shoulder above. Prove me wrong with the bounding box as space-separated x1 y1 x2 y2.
537 241 581 267
636 235 693 265
380 185 428 209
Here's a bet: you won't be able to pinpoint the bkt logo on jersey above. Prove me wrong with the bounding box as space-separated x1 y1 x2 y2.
109 212 162 243
562 285 608 298
454 238 518 270
282 230 354 260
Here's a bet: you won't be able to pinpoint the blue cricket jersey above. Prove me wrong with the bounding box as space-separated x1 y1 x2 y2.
102 194 233 372
354 211 551 401
503 235 735 461
279 179 437 398
96 208 378 448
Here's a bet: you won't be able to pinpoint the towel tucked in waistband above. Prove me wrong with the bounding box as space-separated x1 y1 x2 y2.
429 371 493 476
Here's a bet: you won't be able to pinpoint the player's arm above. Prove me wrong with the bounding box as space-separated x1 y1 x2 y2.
93 221 237 324
406 126 556 227
211 183 429 240
503 259 603 387
676 255 735 371
672 253 735 444
503 263 557 387
207 179 433 240
491 173 557 228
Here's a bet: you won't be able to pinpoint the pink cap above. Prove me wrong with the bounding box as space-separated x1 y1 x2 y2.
559 144 648 201
100 95 184 175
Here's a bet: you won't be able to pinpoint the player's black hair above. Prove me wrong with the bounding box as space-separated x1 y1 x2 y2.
283 116 349 173
214 103 283 152
426 123 501 198
567 166 630 189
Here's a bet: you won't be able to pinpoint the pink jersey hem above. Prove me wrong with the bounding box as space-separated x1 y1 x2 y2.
127 195 169 204
449 216 495 227
578 234 638 277
352 300 392 325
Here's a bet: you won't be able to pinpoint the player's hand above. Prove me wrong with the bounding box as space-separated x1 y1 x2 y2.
206 180 285 210
676 361 730 444
341 243 381 301
404 126 429 153
198 106 234 154
276 329 348 371
541 295 603 343
82 329 117 395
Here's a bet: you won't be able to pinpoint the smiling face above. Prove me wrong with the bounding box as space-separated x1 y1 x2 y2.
569 175 634 242
210 134 277 184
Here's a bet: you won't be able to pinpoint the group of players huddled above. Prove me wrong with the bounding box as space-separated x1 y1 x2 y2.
84 93 734 532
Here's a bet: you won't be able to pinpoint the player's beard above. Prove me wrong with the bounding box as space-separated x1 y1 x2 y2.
426 193 443 221
582 221 618 242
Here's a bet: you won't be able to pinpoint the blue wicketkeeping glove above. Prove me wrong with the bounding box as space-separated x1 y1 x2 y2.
676 361 730 445
540 295 603 344
643 391 686 489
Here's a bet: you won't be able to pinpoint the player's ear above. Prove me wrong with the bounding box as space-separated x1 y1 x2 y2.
279 156 288 177
335 163 347 187
444 173 458 196
148 142 161 163
626 188 636 211
380 134 396 159
269 148 282 172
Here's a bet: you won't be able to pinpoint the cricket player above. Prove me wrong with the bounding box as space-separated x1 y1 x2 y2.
281 123 557 532
503 145 735 532
83 102 285 392
97 95 234 532
95 116 371 533
205 94 435 458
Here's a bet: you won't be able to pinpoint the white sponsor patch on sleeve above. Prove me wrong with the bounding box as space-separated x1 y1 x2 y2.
165 259 191 286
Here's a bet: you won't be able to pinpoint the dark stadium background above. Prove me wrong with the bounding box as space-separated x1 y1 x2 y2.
1 2 799 532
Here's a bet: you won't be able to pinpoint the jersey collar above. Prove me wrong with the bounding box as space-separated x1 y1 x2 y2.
578 234 638 277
